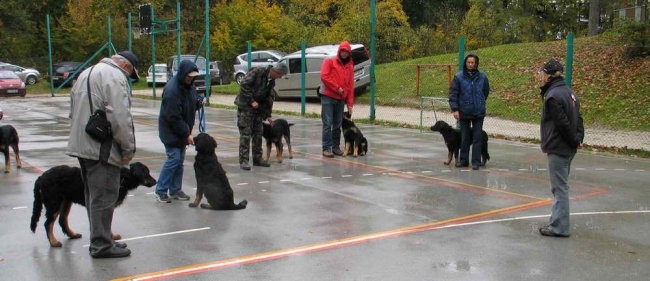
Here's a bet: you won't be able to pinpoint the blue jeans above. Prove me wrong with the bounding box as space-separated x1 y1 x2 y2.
547 153 574 236
156 145 186 196
321 95 344 151
459 118 484 167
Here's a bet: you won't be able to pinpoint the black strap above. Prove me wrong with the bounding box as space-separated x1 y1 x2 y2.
86 66 95 113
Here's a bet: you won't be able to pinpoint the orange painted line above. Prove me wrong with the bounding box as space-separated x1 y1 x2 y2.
112 199 552 281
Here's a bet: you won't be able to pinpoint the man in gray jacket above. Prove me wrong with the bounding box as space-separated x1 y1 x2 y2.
66 51 139 258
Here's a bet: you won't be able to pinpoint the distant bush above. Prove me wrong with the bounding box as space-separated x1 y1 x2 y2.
607 20 650 58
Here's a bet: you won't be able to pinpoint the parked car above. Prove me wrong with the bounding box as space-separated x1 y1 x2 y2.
209 61 231 85
0 62 41 85
146 63 169 87
273 43 371 98
50 61 87 87
0 70 27 97
233 50 285 84
166 55 208 94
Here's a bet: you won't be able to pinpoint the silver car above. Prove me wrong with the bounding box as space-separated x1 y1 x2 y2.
273 43 371 98
0 62 41 85
233 50 285 84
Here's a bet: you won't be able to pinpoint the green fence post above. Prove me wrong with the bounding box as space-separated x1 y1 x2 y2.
369 0 377 121
47 14 54 97
300 40 306 116
247 42 252 70
566 32 574 88
458 36 465 72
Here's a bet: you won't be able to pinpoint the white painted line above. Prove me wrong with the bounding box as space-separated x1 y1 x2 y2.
575 168 586 170
595 168 606 171
635 169 645 172
237 183 249 186
321 176 332 179
301 178 312 181
146 192 155 195
128 194 135 197
614 169 625 171
341 175 352 178
258 181 270 184
13 206 27 210
499 169 509 171
82 227 211 247
362 173 374 176
403 171 414 174
518 169 528 171
421 171 432 173
538 168 547 171
280 179 293 182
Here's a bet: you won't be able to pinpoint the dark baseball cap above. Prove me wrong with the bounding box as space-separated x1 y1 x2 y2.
541 59 563 74
117 50 140 80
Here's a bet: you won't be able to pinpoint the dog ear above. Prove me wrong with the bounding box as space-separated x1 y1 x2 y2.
211 135 217 149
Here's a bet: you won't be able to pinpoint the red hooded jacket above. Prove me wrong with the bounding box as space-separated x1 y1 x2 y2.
320 41 355 108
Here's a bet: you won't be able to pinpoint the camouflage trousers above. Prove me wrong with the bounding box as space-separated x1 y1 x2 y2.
237 109 264 164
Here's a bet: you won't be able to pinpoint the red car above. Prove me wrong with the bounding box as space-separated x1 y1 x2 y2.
0 70 26 97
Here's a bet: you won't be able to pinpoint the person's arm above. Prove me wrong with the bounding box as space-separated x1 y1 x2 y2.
449 75 460 120
162 94 190 140
345 64 355 111
320 59 341 97
483 73 490 99
547 98 578 147
103 76 136 162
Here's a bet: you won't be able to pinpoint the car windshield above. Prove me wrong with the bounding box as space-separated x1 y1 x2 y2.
55 65 78 72
149 66 166 73
0 71 19 79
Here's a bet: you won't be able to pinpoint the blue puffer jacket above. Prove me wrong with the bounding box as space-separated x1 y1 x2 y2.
449 54 490 119
158 60 201 148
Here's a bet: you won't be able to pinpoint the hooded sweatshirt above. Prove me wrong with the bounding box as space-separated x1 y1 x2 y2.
449 54 490 119
320 41 355 108
158 60 201 148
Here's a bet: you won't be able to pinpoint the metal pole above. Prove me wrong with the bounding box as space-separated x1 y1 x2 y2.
369 0 377 121
458 36 465 72
47 14 54 97
205 0 211 101
128 13 132 51
108 16 113 56
176 1 181 74
300 40 306 116
566 32 574 88
247 42 252 70
151 6 157 99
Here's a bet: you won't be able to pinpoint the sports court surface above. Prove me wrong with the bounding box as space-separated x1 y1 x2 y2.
0 96 648 280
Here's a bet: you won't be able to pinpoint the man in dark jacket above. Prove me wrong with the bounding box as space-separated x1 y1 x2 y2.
235 62 288 170
537 59 584 238
449 54 490 170
155 60 203 203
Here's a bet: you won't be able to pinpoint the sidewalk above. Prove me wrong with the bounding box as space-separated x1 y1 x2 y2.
133 89 650 151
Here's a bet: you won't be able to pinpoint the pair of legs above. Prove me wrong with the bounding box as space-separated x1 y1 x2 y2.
156 145 187 197
543 153 574 236
78 158 126 257
321 95 344 152
459 117 484 167
237 109 265 165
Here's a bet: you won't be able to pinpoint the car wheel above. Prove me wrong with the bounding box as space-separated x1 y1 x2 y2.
235 73 245 84
218 77 223 85
26 75 38 85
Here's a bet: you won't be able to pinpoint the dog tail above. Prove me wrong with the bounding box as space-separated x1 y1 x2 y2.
30 177 44 232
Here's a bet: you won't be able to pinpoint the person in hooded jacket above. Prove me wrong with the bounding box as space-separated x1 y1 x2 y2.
320 41 355 157
537 59 584 238
155 60 203 203
67 50 139 258
449 53 490 170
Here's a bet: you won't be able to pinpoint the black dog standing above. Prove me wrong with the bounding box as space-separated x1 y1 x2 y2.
430 120 489 166
341 112 368 157
0 125 21 173
262 118 294 163
190 133 247 210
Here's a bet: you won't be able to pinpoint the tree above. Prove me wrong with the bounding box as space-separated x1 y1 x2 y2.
588 0 600 35
460 2 503 49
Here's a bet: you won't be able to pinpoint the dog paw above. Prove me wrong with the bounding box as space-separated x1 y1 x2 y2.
200 203 213 209
288 156 293 159
50 241 63 247
189 203 198 208
239 200 248 207
112 233 122 240
69 233 82 239
443 162 450 165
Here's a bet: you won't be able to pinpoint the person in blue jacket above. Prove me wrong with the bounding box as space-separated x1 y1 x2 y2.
449 54 490 170
155 60 203 203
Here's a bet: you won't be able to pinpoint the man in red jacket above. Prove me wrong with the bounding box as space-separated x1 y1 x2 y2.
320 41 355 157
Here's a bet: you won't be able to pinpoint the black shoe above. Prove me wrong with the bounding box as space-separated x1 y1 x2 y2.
539 225 570 237
332 147 344 156
253 160 270 167
322 149 334 158
455 162 469 168
472 165 479 170
91 246 131 258
115 242 127 248
240 162 251 170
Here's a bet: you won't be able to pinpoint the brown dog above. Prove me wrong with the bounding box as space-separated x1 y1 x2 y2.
0 125 21 173
262 118 294 163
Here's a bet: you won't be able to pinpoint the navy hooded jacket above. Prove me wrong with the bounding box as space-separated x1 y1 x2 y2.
158 60 201 148
449 54 490 119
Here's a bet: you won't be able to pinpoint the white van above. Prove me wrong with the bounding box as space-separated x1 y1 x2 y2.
273 43 370 98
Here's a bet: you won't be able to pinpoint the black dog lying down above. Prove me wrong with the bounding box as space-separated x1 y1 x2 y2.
430 120 490 166
190 133 247 210
262 118 294 163
0 125 22 173
342 112 368 157
30 162 157 247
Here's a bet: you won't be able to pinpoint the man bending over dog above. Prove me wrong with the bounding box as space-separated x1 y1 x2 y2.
66 51 139 258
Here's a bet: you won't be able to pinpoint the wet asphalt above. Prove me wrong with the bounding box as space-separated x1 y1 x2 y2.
0 96 648 281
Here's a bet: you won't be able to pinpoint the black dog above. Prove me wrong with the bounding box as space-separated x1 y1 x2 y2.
342 112 368 157
430 120 490 166
30 162 157 247
262 118 294 163
190 133 247 210
0 125 21 173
